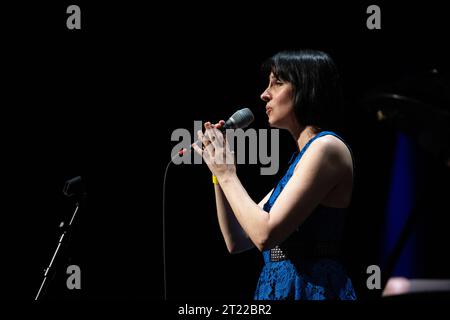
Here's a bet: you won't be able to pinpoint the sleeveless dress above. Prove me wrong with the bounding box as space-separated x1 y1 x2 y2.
254 131 357 300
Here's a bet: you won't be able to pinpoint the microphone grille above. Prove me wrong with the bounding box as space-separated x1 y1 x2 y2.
229 108 254 129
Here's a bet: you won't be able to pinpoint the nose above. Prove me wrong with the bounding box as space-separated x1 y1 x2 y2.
260 89 270 102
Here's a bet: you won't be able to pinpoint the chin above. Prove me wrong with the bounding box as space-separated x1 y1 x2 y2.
268 119 287 130
268 120 280 129
268 114 286 129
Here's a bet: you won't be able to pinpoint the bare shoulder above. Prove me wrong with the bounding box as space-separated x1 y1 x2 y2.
314 135 350 155
298 134 353 170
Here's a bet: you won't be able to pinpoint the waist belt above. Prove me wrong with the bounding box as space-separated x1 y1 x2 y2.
269 242 341 262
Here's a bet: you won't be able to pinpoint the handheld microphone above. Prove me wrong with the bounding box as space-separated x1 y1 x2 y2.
221 107 255 131
175 108 254 158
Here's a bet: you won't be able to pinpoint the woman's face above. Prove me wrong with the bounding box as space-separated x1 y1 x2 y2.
260 72 297 129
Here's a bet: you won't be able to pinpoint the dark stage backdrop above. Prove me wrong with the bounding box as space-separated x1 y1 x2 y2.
2 1 449 304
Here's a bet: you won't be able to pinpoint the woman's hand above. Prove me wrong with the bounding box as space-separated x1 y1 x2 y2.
192 120 236 181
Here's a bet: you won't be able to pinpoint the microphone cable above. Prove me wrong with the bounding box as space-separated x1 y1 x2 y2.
162 148 187 301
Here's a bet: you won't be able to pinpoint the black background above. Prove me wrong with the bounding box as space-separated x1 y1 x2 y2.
2 1 450 309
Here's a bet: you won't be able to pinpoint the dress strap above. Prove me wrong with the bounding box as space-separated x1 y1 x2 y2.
286 131 337 177
289 131 355 175
263 130 354 213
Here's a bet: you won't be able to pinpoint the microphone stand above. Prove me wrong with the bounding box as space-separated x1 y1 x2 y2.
35 176 86 300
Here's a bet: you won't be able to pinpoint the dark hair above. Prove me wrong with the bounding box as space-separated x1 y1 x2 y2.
262 50 343 132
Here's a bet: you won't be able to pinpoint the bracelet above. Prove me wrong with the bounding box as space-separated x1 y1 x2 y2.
212 175 218 185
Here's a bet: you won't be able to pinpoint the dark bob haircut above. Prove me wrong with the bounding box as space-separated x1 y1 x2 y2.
262 50 343 132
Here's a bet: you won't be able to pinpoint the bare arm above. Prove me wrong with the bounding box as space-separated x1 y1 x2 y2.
214 184 273 254
193 123 350 252
202 120 272 254
195 130 349 252
222 137 348 251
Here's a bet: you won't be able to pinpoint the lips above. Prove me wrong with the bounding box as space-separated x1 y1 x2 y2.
266 107 272 115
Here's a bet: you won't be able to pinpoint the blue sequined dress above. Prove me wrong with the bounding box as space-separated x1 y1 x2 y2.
254 131 357 300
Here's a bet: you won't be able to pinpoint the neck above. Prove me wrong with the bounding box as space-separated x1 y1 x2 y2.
291 125 318 152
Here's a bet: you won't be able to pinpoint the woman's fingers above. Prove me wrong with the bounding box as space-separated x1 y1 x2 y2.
193 134 213 163
225 138 235 165
204 121 214 131
202 122 224 150
205 120 225 130
199 130 210 146
206 127 219 145
197 129 214 156
199 120 229 164
194 120 235 168
191 141 203 156
214 120 226 130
